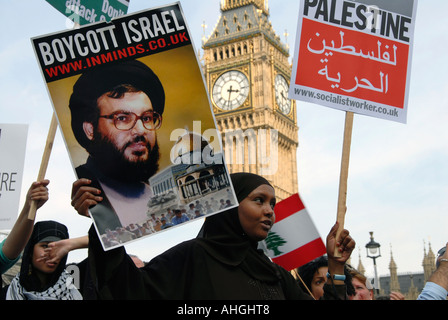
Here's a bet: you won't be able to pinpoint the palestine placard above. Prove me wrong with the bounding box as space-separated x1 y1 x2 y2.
289 0 418 123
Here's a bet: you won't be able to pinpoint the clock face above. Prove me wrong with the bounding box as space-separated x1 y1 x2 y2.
275 74 291 115
212 70 250 111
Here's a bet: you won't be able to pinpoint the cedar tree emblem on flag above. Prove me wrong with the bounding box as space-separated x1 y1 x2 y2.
265 232 287 256
264 193 326 271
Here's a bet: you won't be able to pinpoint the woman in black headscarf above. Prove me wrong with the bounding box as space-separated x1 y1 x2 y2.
3 220 83 300
73 172 354 299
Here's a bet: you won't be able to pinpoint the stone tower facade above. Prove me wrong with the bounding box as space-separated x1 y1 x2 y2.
201 0 299 200
388 246 401 293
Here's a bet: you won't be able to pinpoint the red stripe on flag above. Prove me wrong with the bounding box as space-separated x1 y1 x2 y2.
274 193 305 223
271 238 326 271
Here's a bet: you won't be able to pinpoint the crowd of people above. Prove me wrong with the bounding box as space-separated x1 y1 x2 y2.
98 196 235 249
293 255 407 300
294 244 448 301
1 60 446 301
1 174 447 300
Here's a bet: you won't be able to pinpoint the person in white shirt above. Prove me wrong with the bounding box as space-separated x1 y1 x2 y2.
418 243 448 300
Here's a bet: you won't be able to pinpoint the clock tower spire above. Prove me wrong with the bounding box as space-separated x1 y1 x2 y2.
220 0 269 15
202 1 298 200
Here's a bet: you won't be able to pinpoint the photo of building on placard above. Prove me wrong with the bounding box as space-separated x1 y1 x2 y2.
31 3 237 250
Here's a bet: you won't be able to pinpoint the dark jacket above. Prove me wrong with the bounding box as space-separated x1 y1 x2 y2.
86 173 348 300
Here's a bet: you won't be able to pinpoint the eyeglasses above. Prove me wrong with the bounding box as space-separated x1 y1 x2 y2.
99 111 162 131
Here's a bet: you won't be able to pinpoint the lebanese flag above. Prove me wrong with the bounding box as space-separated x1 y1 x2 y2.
264 193 326 271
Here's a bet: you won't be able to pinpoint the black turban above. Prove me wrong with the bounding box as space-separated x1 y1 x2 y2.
230 172 272 203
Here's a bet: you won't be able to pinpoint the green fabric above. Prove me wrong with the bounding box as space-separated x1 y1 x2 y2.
0 239 20 275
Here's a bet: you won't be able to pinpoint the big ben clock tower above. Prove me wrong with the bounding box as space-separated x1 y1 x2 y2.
202 0 299 200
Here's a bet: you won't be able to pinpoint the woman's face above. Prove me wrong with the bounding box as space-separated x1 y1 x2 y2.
311 266 328 300
349 277 373 300
238 184 276 241
32 242 59 274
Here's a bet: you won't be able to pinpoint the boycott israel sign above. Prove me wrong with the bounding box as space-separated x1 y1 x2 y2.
289 0 418 123
0 124 28 230
31 3 237 251
46 0 130 25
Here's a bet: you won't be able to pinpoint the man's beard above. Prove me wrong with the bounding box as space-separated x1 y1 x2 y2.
89 132 160 183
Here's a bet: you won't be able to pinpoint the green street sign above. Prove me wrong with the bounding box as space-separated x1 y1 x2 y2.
46 0 130 25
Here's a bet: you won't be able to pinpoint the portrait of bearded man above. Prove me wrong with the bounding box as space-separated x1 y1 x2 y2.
69 59 165 237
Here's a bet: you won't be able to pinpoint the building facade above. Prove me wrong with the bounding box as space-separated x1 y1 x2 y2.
357 242 439 299
201 0 298 201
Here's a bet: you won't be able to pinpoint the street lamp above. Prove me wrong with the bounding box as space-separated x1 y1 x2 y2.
365 231 381 292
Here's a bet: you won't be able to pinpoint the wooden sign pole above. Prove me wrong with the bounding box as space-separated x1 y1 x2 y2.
28 113 58 220
334 111 354 257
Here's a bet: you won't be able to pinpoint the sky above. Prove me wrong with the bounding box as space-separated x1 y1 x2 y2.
1 0 447 284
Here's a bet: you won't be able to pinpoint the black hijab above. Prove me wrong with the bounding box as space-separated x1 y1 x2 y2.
196 172 282 283
19 220 69 292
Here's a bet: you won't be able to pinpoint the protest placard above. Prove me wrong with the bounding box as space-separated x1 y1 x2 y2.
289 0 418 256
289 0 418 124
0 124 28 230
31 3 237 250
46 0 130 25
